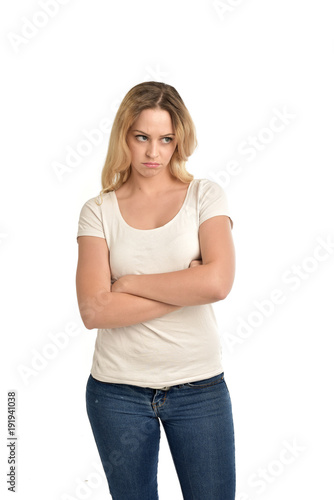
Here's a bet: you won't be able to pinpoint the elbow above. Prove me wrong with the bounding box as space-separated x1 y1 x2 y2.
80 309 98 330
212 265 235 301
83 310 109 330
84 320 95 331
79 291 110 330
214 287 228 301
213 279 233 301
205 263 234 302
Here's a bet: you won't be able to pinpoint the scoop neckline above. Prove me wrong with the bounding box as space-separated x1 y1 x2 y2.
111 180 195 232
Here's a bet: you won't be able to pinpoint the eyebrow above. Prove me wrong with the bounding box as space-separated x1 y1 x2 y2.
132 129 175 137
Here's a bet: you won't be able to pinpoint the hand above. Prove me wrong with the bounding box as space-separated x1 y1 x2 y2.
189 259 203 268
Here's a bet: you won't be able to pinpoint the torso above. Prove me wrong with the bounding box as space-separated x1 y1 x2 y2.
114 180 191 230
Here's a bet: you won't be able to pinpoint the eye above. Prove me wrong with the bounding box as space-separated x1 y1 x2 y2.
135 135 148 142
162 137 173 144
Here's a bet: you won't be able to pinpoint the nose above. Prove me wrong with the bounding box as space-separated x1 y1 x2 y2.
146 140 159 159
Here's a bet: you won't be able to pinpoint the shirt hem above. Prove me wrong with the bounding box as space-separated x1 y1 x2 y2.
90 366 224 389
77 231 105 239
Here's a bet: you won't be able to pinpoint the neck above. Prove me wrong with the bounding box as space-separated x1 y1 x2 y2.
125 168 179 197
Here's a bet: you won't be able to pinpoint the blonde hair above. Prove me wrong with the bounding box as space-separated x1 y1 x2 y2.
95 81 197 205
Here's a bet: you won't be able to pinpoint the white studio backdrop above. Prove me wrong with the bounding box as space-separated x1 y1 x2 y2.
1 0 333 498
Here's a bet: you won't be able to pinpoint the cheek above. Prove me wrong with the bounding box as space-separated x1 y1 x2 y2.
168 143 177 157
128 141 140 157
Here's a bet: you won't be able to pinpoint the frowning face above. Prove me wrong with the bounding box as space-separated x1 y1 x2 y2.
126 108 177 178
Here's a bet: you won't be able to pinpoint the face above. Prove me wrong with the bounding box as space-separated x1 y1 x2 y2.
126 108 177 178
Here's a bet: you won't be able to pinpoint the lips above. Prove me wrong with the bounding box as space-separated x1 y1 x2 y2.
143 163 160 167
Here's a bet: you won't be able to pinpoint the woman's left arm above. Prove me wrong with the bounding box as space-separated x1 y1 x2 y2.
112 216 235 307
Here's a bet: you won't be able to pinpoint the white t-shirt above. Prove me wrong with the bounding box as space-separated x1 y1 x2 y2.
77 178 233 389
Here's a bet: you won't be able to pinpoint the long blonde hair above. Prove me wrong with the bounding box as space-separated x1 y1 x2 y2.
95 81 197 205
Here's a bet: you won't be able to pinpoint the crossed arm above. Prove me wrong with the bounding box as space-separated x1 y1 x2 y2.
76 216 235 329
112 215 234 306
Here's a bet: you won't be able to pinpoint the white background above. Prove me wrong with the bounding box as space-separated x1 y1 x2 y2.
1 0 334 499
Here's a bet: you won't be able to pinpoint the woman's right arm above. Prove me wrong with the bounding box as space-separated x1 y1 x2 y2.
76 236 182 330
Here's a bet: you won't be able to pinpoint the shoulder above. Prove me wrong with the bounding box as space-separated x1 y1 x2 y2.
196 178 227 198
79 192 112 214
195 178 232 228
198 177 223 187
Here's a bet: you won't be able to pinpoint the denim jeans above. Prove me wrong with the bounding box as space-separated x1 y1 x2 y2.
86 372 236 499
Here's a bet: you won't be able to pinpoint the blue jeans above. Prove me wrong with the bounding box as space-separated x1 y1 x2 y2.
86 372 236 499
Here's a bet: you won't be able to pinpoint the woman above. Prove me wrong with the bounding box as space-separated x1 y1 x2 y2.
76 81 236 499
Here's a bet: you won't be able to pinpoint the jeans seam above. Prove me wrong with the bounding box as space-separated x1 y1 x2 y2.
152 390 168 417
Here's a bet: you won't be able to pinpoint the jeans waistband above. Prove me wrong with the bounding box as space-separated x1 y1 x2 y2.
147 372 224 391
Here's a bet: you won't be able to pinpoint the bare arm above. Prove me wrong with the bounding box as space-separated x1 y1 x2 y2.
80 290 183 330
112 215 235 307
76 236 182 330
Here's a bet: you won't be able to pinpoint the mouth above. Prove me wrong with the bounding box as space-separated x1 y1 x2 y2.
143 163 160 168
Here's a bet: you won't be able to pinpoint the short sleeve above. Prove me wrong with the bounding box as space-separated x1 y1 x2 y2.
77 197 106 241
199 179 233 229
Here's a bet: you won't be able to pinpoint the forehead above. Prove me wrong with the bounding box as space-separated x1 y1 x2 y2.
131 108 173 133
